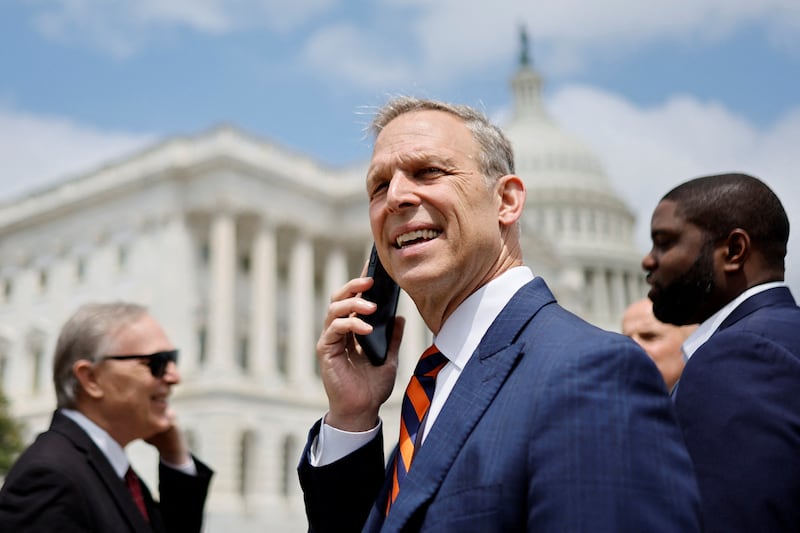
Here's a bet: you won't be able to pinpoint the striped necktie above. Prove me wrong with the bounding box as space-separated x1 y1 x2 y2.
386 345 448 515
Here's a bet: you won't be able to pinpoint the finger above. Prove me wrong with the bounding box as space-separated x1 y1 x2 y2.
330 276 373 304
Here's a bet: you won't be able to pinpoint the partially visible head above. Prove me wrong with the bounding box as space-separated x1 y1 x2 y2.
366 96 526 332
622 298 696 391
53 302 179 446
643 173 789 324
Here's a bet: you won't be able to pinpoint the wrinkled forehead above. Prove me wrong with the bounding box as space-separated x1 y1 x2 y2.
368 111 480 176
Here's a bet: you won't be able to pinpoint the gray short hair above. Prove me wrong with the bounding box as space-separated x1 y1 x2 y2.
53 302 148 408
370 96 516 187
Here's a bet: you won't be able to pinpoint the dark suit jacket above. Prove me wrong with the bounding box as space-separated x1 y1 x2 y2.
0 410 213 533
675 286 800 533
299 278 701 532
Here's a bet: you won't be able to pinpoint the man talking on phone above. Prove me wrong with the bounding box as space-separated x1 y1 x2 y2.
298 97 701 532
0 302 213 532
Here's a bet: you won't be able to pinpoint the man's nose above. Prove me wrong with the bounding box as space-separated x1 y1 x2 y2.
162 361 181 384
641 250 656 274
386 172 419 211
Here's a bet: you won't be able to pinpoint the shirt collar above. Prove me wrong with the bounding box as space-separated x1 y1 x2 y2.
60 408 129 478
682 281 787 360
435 266 534 370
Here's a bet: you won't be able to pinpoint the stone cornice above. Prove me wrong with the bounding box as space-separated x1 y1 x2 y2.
0 125 366 230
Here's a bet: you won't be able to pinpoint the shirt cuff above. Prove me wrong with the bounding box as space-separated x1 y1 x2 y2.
309 415 381 467
161 457 198 476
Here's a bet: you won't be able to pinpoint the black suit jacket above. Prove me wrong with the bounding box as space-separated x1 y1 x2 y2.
0 411 213 533
675 286 800 533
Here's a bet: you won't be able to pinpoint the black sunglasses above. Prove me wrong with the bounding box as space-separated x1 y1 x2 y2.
101 349 179 378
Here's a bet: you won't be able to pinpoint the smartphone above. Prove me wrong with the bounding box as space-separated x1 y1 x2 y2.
355 244 401 366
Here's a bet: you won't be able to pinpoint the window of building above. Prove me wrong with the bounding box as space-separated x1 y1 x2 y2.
281 434 296 497
237 336 249 370
239 430 257 497
238 253 250 274
1 279 11 303
30 341 44 394
76 257 87 283
38 268 48 294
197 327 207 366
199 243 210 266
117 245 129 272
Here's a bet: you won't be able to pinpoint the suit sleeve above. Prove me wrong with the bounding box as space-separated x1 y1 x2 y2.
297 419 387 533
528 338 702 532
0 464 94 532
675 332 800 533
158 455 214 533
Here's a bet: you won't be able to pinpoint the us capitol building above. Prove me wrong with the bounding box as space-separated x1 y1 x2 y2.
0 44 646 531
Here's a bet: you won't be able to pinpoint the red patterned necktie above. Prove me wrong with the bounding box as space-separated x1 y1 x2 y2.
386 345 448 515
125 467 150 522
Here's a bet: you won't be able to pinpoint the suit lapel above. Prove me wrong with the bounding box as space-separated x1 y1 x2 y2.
51 412 155 533
718 286 795 330
378 279 555 531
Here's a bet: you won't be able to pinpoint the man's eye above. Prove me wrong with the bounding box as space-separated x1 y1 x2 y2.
417 167 444 177
368 181 389 199
652 236 675 249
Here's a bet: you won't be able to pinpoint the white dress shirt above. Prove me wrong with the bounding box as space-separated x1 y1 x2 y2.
681 281 787 360
60 408 196 477
311 266 534 467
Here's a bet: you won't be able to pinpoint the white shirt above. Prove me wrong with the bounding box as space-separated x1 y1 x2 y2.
60 408 196 477
61 409 131 478
682 281 787 360
311 266 534 466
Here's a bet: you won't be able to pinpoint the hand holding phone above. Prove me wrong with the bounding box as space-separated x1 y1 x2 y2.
355 244 401 366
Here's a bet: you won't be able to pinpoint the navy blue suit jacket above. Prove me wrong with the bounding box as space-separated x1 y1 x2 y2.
675 286 800 533
0 411 213 533
299 278 701 532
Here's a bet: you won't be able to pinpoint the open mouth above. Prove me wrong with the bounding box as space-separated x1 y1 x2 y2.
395 229 441 248
150 394 168 405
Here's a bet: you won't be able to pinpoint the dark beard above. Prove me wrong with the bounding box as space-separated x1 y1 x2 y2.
652 243 715 325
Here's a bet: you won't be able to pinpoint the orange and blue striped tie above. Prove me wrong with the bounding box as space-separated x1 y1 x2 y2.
386 345 448 515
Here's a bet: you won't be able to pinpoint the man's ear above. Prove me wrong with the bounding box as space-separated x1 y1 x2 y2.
722 229 750 273
73 359 104 400
497 174 526 226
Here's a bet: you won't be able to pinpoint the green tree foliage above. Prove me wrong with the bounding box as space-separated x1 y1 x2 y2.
0 388 24 474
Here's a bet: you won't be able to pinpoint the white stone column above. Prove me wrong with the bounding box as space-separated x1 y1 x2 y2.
207 210 236 373
324 246 348 307
287 233 315 384
610 270 627 330
204 417 241 513
396 292 425 391
159 215 198 374
625 272 639 304
249 219 278 382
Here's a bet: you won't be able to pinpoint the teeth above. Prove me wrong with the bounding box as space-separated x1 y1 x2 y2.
396 229 441 248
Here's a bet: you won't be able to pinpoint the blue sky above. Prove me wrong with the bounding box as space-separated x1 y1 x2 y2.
1 0 799 290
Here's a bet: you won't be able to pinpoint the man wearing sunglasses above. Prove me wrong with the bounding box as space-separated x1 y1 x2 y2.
0 302 213 533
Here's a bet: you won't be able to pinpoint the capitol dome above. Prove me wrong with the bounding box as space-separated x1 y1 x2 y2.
504 62 614 195
500 29 646 330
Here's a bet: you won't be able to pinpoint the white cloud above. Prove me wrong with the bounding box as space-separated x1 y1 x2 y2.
306 0 800 86
28 0 336 57
546 85 800 291
303 24 415 88
22 0 800 72
0 106 154 202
